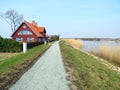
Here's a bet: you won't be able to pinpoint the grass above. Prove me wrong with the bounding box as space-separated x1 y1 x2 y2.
60 40 120 90
0 53 18 61
0 44 49 74
0 44 50 89
90 44 120 66
63 38 83 49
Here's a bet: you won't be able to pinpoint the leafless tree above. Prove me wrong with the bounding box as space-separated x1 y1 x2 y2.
0 9 23 32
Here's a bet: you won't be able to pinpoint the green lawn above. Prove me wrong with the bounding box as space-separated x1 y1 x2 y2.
0 44 50 89
60 40 120 90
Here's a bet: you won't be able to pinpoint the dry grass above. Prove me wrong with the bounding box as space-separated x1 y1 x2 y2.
93 44 120 66
63 38 83 49
0 53 18 61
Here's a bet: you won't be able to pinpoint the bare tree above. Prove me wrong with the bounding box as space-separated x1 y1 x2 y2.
0 9 23 32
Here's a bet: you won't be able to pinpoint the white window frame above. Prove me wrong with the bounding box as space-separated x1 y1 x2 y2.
18 30 33 35
27 37 34 42
16 38 23 42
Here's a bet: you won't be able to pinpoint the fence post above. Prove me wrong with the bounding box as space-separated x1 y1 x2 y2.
23 42 27 53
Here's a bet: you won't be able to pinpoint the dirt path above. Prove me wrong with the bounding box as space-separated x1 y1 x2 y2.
9 41 70 90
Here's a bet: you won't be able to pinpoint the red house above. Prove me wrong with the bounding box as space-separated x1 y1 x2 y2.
11 21 47 43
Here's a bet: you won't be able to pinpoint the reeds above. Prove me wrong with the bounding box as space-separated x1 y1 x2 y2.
63 38 83 49
92 44 120 66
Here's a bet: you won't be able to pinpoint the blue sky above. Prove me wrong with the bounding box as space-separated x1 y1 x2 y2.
0 0 120 38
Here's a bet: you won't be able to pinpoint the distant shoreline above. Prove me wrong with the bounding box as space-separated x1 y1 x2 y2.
61 38 120 42
77 38 120 42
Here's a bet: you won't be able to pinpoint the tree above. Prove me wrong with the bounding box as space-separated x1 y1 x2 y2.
0 9 23 32
0 35 2 39
50 35 60 41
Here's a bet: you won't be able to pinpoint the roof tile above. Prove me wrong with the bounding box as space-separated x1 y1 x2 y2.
25 21 45 37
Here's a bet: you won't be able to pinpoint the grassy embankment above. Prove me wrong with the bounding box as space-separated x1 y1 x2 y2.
0 44 50 90
60 40 120 90
91 44 120 66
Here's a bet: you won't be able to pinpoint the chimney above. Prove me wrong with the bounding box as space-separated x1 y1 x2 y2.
32 20 35 25
35 22 38 26
32 20 38 26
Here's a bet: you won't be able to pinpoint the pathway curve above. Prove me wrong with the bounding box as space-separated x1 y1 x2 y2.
9 41 69 90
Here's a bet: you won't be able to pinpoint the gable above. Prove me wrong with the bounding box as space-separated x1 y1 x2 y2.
12 23 37 37
11 22 44 37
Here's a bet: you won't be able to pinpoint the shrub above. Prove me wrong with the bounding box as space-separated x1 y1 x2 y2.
27 41 42 49
0 38 21 52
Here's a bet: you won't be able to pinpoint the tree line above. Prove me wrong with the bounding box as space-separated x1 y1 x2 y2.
49 35 60 42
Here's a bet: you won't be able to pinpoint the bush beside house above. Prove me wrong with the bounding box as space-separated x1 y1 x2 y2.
0 37 21 52
27 41 43 49
0 36 45 52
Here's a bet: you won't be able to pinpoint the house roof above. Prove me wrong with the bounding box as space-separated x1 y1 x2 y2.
11 21 46 37
25 21 46 37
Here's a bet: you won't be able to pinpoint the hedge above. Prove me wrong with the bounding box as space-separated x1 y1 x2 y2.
0 37 45 52
0 38 21 52
26 41 43 49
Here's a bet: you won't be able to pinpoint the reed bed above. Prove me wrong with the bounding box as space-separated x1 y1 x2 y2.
63 38 83 49
91 44 120 66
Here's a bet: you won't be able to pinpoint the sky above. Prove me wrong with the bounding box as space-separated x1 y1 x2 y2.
0 0 120 38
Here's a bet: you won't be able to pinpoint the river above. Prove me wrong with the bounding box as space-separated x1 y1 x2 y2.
82 40 120 52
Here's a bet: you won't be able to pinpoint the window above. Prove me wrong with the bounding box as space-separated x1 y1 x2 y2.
18 30 32 35
18 31 22 35
28 31 32 35
27 37 34 42
16 38 23 42
23 25 26 29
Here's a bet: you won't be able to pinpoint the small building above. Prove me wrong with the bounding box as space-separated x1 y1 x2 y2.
11 21 48 43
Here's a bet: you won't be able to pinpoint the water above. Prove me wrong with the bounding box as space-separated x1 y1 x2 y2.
82 40 120 52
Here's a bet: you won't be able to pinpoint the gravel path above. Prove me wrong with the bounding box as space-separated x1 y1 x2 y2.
9 41 70 90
